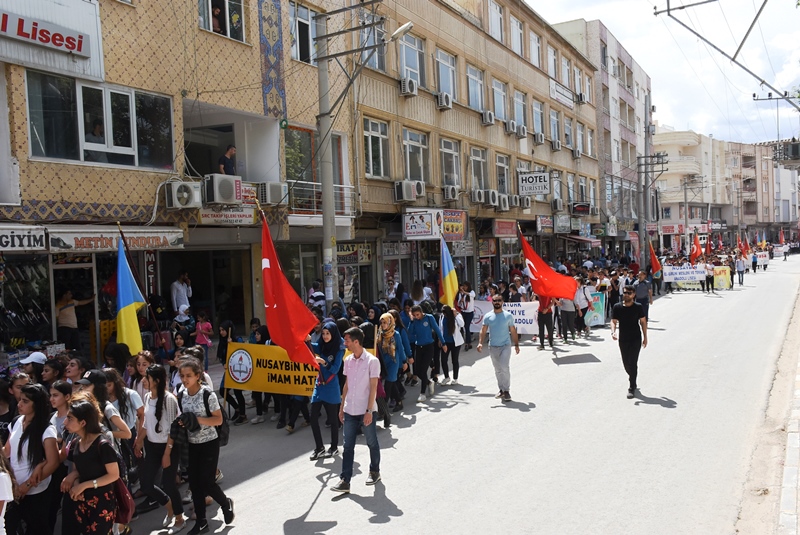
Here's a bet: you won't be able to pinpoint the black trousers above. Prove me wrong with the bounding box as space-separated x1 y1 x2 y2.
461 312 474 345
220 383 246 418
187 438 229 522
142 438 183 516
310 401 340 451
705 275 715 293
6 485 52 534
538 311 554 347
287 397 310 427
414 343 434 394
619 339 642 390
440 344 461 380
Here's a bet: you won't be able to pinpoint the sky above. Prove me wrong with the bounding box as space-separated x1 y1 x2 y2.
531 0 800 144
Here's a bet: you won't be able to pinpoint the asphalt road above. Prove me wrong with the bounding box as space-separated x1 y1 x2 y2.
132 259 800 535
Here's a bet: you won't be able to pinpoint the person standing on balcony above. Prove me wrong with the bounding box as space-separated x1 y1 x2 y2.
218 145 236 175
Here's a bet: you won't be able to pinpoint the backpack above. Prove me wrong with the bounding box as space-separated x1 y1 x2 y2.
178 388 230 447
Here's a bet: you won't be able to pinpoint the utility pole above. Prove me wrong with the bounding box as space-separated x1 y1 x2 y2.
636 150 667 267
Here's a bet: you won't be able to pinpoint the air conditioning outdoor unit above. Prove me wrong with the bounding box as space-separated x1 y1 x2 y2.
413 180 426 197
485 189 499 206
400 78 418 97
394 181 417 202
533 132 545 145
257 182 288 205
443 185 459 201
572 148 582 159
204 174 243 205
522 196 532 209
510 195 521 207
612 65 620 77
470 189 485 204
497 194 510 211
516 124 528 139
436 92 453 110
551 198 564 212
590 206 600 216
166 181 203 210
481 110 495 126
504 120 518 135
551 139 562 151
577 93 587 104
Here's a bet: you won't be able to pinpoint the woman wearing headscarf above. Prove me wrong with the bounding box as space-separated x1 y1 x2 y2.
377 313 404 413
368 305 383 326
306 322 343 460
347 302 367 320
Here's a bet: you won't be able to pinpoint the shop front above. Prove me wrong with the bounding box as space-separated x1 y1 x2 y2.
402 208 443 290
536 216 554 260
554 214 572 260
443 210 471 286
477 238 497 284
337 242 374 304
382 241 413 298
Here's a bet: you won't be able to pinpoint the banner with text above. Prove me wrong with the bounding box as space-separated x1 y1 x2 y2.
663 265 705 282
224 343 317 395
584 292 606 327
757 252 769 266
470 300 538 335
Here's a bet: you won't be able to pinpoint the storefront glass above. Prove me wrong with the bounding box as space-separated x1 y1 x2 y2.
1 253 52 348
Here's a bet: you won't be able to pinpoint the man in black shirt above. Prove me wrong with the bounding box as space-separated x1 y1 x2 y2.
611 284 648 399
218 145 236 175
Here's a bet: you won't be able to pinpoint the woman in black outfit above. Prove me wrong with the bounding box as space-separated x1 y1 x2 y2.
218 320 247 425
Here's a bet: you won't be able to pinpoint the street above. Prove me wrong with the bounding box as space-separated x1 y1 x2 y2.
134 261 800 535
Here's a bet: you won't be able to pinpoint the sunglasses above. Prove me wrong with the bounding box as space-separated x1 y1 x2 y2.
623 290 634 294
492 299 503 303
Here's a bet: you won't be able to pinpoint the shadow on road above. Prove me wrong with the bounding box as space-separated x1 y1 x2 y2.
490 400 536 411
633 390 677 408
551 353 601 365
283 471 339 534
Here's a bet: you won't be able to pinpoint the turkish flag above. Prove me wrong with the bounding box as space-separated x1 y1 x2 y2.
737 234 744 252
705 234 712 255
649 241 662 278
519 232 579 299
780 228 785 244
261 218 319 369
690 232 703 265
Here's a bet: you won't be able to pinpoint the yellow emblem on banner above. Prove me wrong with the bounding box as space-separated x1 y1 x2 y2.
224 343 317 396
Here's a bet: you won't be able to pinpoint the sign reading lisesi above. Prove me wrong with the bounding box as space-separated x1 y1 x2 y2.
0 11 90 57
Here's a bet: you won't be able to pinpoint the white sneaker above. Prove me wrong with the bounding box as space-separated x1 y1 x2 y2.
251 416 265 424
270 415 279 422
246 399 256 408
417 394 427 402
428 381 435 396
440 377 451 386
182 489 192 504
450 379 459 385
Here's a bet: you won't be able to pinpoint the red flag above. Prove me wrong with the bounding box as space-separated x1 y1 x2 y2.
743 232 751 255
780 228 785 244
649 241 662 278
704 234 712 255
690 231 703 265
717 234 723 250
519 232 578 299
737 234 744 252
261 218 319 369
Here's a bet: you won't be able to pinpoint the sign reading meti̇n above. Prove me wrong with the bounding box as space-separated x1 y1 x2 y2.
224 343 318 395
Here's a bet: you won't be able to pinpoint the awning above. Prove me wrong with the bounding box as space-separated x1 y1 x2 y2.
46 226 184 253
0 224 47 251
566 235 601 248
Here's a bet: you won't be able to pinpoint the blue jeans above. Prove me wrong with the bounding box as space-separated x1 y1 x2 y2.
340 412 380 482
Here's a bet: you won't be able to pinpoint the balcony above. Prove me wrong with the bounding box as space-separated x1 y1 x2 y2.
286 180 356 218
653 130 701 147
667 156 700 175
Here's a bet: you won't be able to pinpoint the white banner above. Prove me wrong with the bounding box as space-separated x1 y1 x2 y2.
757 252 769 266
774 245 785 258
470 300 539 335
663 265 705 282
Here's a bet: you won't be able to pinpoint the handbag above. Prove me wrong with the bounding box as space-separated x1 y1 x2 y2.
114 476 135 524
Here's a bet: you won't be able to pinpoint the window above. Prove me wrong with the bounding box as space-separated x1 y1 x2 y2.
564 117 573 147
579 176 587 202
656 180 667 191
612 98 619 119
613 139 620 162
492 79 508 121
467 65 485 111
440 138 461 187
400 34 425 86
566 174 575 203
488 0 503 42
27 71 173 168
561 57 571 87
689 206 704 218
470 147 488 190
436 49 457 99
589 179 596 207
549 110 559 140
360 14 385 71
199 0 245 42
532 101 544 134
402 128 429 183
290 2 317 64
662 206 671 219
763 206 769 217
547 46 557 78
530 32 541 68
635 82 640 99
363 118 389 178
496 154 510 194
763 181 769 193
587 129 594 156
710 207 722 219
514 91 527 127
576 123 584 153
600 42 608 68
553 175 561 200
285 127 314 181
574 67 582 96
510 16 523 55
585 76 592 102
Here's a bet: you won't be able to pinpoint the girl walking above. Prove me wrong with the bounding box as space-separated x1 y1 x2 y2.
307 322 343 460
438 306 464 385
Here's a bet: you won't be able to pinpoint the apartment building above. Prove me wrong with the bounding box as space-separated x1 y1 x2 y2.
554 19 653 255
348 0 600 296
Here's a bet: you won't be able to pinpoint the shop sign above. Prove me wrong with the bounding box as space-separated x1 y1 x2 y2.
493 219 517 238
688 223 708 234
0 224 46 251
661 223 684 235
0 11 90 57
337 243 373 265
536 216 553 235
591 224 606 237
403 209 442 240
144 250 157 296
549 79 574 110
554 214 571 234
382 241 411 256
47 226 184 252
580 222 592 238
570 218 581 231
607 217 618 237
518 172 550 196
570 202 590 216
198 205 257 226
478 238 496 257
617 220 635 232
241 183 258 206
710 221 727 231
452 240 474 257
442 209 467 241
646 223 658 233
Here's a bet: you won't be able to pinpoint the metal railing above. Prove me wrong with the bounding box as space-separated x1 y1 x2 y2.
286 180 357 217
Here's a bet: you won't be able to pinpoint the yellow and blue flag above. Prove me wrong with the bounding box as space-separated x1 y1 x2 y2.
439 237 459 308
116 237 145 354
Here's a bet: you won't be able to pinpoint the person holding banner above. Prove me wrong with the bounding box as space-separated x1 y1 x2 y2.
308 322 344 461
611 285 648 399
477 296 519 402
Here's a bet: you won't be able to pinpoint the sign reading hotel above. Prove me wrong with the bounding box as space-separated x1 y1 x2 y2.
0 11 90 57
518 172 550 196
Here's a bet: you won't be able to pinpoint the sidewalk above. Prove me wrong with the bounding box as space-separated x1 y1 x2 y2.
779 365 800 535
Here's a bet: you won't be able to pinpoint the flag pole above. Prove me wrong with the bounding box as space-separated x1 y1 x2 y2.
116 222 166 350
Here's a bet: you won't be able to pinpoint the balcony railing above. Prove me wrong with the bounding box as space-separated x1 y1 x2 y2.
286 180 357 217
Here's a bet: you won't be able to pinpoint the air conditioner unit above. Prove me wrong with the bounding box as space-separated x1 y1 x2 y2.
510 195 521 207
612 65 620 77
400 78 418 97
551 198 564 212
572 148 582 159
413 180 426 197
521 196 532 209
497 194 510 211
470 189 485 204
533 132 545 145
481 110 495 126
485 189 499 206
551 139 562 151
590 206 600 216
166 181 203 210
576 93 587 104
257 181 288 205
203 174 243 205
516 124 528 139
504 120 517 135
443 185 459 201
394 181 417 202
436 92 453 110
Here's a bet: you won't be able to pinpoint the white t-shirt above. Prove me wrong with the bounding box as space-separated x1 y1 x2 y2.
112 388 144 431
179 387 220 444
0 471 12 532
8 418 57 495
143 392 180 444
